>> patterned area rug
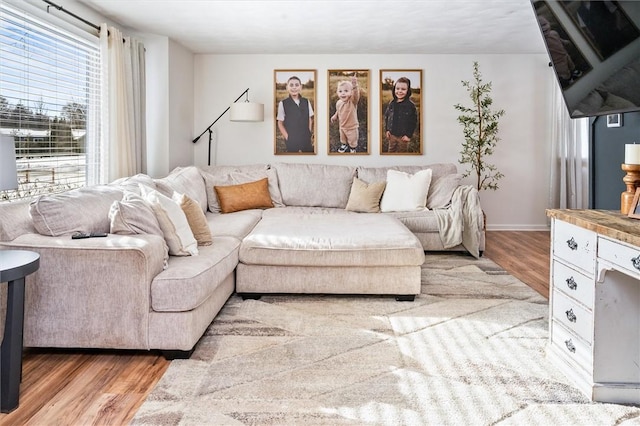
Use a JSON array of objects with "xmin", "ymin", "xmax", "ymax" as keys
[{"xmin": 132, "ymin": 253, "xmax": 640, "ymax": 425}]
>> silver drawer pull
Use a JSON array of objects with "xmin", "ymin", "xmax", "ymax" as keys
[
  {"xmin": 565, "ymin": 339, "xmax": 576, "ymax": 353},
  {"xmin": 631, "ymin": 255, "xmax": 640, "ymax": 271},
  {"xmin": 565, "ymin": 276, "xmax": 577, "ymax": 291},
  {"xmin": 565, "ymin": 309, "xmax": 577, "ymax": 323},
  {"xmin": 566, "ymin": 237, "xmax": 578, "ymax": 251}
]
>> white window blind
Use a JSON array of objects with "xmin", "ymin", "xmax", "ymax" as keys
[{"xmin": 0, "ymin": 3, "xmax": 101, "ymax": 201}]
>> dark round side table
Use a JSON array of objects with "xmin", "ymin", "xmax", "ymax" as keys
[{"xmin": 0, "ymin": 250, "xmax": 39, "ymax": 413}]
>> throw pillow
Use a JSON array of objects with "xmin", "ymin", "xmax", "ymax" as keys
[
  {"xmin": 201, "ymin": 168, "xmax": 283, "ymax": 213},
  {"xmin": 109, "ymin": 192, "xmax": 170, "ymax": 269},
  {"xmin": 173, "ymin": 192, "xmax": 213, "ymax": 246},
  {"xmin": 427, "ymin": 173, "xmax": 463, "ymax": 209},
  {"xmin": 109, "ymin": 192, "xmax": 164, "ymax": 236},
  {"xmin": 380, "ymin": 169, "xmax": 433, "ymax": 212},
  {"xmin": 140, "ymin": 185, "xmax": 199, "ymax": 256},
  {"xmin": 214, "ymin": 178, "xmax": 274, "ymax": 214},
  {"xmin": 345, "ymin": 177, "xmax": 387, "ymax": 213}
]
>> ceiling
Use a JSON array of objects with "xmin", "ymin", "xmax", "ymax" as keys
[{"xmin": 74, "ymin": 0, "xmax": 547, "ymax": 55}]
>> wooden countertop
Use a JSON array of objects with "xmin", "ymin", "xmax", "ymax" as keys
[{"xmin": 546, "ymin": 209, "xmax": 640, "ymax": 247}]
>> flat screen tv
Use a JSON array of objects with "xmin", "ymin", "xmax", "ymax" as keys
[{"xmin": 532, "ymin": 1, "xmax": 640, "ymax": 118}]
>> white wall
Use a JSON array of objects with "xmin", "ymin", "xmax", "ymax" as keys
[
  {"xmin": 192, "ymin": 54, "xmax": 555, "ymax": 230},
  {"xmin": 143, "ymin": 36, "xmax": 194, "ymax": 177},
  {"xmin": 143, "ymin": 35, "xmax": 170, "ymax": 178},
  {"xmin": 168, "ymin": 39, "xmax": 194, "ymax": 170}
]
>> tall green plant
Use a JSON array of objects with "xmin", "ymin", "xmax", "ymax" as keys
[{"xmin": 454, "ymin": 62, "xmax": 505, "ymax": 191}]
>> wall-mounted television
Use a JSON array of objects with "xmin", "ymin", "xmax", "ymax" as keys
[{"xmin": 532, "ymin": 1, "xmax": 640, "ymax": 118}]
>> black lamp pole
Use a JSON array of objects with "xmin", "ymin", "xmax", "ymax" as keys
[{"xmin": 192, "ymin": 88, "xmax": 250, "ymax": 166}]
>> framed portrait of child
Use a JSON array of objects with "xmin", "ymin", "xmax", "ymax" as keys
[
  {"xmin": 274, "ymin": 70, "xmax": 317, "ymax": 155},
  {"xmin": 327, "ymin": 69, "xmax": 370, "ymax": 155},
  {"xmin": 379, "ymin": 69, "xmax": 423, "ymax": 155}
]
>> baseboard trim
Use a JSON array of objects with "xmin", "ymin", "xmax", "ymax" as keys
[{"xmin": 486, "ymin": 224, "xmax": 550, "ymax": 231}]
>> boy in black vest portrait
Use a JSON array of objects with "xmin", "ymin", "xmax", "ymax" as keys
[{"xmin": 276, "ymin": 76, "xmax": 315, "ymax": 153}]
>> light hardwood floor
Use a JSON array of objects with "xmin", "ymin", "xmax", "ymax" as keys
[{"xmin": 0, "ymin": 230, "xmax": 551, "ymax": 425}]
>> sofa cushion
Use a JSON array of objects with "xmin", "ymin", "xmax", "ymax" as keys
[
  {"xmin": 111, "ymin": 173, "xmax": 157, "ymax": 194},
  {"xmin": 380, "ymin": 169, "xmax": 432, "ymax": 212},
  {"xmin": 357, "ymin": 163, "xmax": 456, "ymax": 185},
  {"xmin": 174, "ymin": 193, "xmax": 212, "ymax": 246},
  {"xmin": 385, "ymin": 210, "xmax": 440, "ymax": 233},
  {"xmin": 272, "ymin": 162, "xmax": 356, "ymax": 208},
  {"xmin": 201, "ymin": 167, "xmax": 283, "ymax": 213},
  {"xmin": 151, "ymin": 236, "xmax": 240, "ymax": 312},
  {"xmin": 29, "ymin": 185, "xmax": 124, "ymax": 236},
  {"xmin": 427, "ymin": 173, "xmax": 463, "ymax": 209},
  {"xmin": 154, "ymin": 166, "xmax": 208, "ymax": 214},
  {"xmin": 141, "ymin": 186, "xmax": 198, "ymax": 256},
  {"xmin": 0, "ymin": 200, "xmax": 36, "ymax": 242},
  {"xmin": 345, "ymin": 177, "xmax": 386, "ymax": 213},
  {"xmin": 206, "ymin": 210, "xmax": 262, "ymax": 240},
  {"xmin": 214, "ymin": 178, "xmax": 274, "ymax": 213},
  {"xmin": 240, "ymin": 214, "xmax": 424, "ymax": 267}
]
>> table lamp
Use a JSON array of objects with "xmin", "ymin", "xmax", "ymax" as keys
[{"xmin": 0, "ymin": 134, "xmax": 18, "ymax": 192}]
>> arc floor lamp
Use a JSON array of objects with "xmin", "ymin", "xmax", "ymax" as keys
[{"xmin": 192, "ymin": 88, "xmax": 264, "ymax": 166}]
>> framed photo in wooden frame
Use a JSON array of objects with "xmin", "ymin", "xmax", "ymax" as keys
[
  {"xmin": 327, "ymin": 69, "xmax": 370, "ymax": 155},
  {"xmin": 274, "ymin": 70, "xmax": 317, "ymax": 155},
  {"xmin": 628, "ymin": 187, "xmax": 640, "ymax": 219},
  {"xmin": 379, "ymin": 69, "xmax": 423, "ymax": 155}
]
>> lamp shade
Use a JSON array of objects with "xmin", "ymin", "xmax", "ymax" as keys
[
  {"xmin": 230, "ymin": 102, "xmax": 264, "ymax": 122},
  {"xmin": 0, "ymin": 134, "xmax": 18, "ymax": 191}
]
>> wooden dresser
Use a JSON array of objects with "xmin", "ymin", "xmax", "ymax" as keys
[{"xmin": 546, "ymin": 209, "xmax": 640, "ymax": 404}]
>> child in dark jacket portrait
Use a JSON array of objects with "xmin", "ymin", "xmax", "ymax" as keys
[{"xmin": 383, "ymin": 77, "xmax": 417, "ymax": 153}]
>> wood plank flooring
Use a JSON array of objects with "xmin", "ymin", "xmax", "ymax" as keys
[
  {"xmin": 0, "ymin": 230, "xmax": 550, "ymax": 425},
  {"xmin": 483, "ymin": 230, "xmax": 551, "ymax": 299}
]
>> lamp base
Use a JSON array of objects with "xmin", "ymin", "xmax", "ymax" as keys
[{"xmin": 621, "ymin": 163, "xmax": 640, "ymax": 215}]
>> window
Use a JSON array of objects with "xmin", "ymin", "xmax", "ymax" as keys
[{"xmin": 0, "ymin": 3, "xmax": 100, "ymax": 201}]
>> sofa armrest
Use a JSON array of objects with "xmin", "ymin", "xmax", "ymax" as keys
[{"xmin": 0, "ymin": 233, "xmax": 167, "ymax": 349}]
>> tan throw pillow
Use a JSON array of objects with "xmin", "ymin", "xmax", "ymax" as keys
[
  {"xmin": 214, "ymin": 178, "xmax": 274, "ymax": 214},
  {"xmin": 173, "ymin": 193, "xmax": 213, "ymax": 246},
  {"xmin": 345, "ymin": 178, "xmax": 387, "ymax": 213}
]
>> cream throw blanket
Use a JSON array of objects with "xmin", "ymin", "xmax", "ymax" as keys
[{"xmin": 434, "ymin": 185, "xmax": 483, "ymax": 258}]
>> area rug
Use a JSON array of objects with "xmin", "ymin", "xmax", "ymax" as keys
[{"xmin": 132, "ymin": 253, "xmax": 640, "ymax": 425}]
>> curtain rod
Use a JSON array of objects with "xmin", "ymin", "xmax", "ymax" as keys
[
  {"xmin": 41, "ymin": 0, "xmax": 131, "ymax": 45},
  {"xmin": 42, "ymin": 0, "xmax": 100, "ymax": 32}
]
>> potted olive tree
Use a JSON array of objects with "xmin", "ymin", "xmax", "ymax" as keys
[{"xmin": 454, "ymin": 61, "xmax": 505, "ymax": 192}]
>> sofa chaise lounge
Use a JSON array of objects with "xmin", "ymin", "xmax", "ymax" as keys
[{"xmin": 0, "ymin": 162, "xmax": 484, "ymax": 358}]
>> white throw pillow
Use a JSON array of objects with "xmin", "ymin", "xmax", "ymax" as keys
[
  {"xmin": 380, "ymin": 169, "xmax": 433, "ymax": 212},
  {"xmin": 140, "ymin": 185, "xmax": 198, "ymax": 256}
]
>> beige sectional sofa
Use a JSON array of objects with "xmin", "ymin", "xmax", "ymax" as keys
[{"xmin": 0, "ymin": 162, "xmax": 484, "ymax": 358}]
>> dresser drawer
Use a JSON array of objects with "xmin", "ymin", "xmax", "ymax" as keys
[
  {"xmin": 552, "ymin": 260, "xmax": 595, "ymax": 310},
  {"xmin": 553, "ymin": 220, "xmax": 596, "ymax": 275},
  {"xmin": 552, "ymin": 289, "xmax": 593, "ymax": 344},
  {"xmin": 551, "ymin": 321, "xmax": 592, "ymax": 372},
  {"xmin": 598, "ymin": 237, "xmax": 640, "ymax": 280}
]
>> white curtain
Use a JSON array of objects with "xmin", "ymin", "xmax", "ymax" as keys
[
  {"xmin": 100, "ymin": 25, "xmax": 146, "ymax": 182},
  {"xmin": 549, "ymin": 82, "xmax": 590, "ymax": 209}
]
